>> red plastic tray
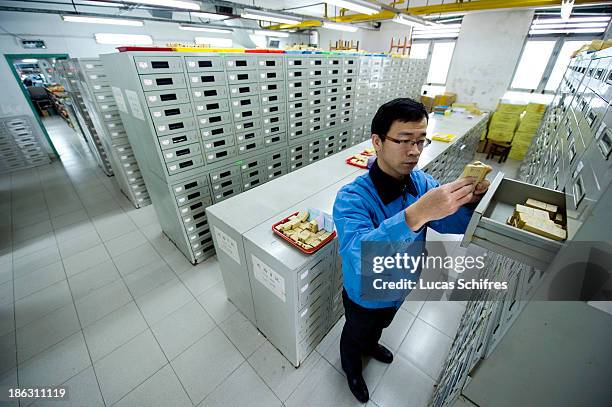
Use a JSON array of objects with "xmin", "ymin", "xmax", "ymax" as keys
[
  {"xmin": 345, "ymin": 156, "xmax": 369, "ymax": 169},
  {"xmin": 117, "ymin": 46, "xmax": 173, "ymax": 52},
  {"xmin": 246, "ymin": 49, "xmax": 285, "ymax": 54},
  {"xmin": 272, "ymin": 211, "xmax": 336, "ymax": 254}
]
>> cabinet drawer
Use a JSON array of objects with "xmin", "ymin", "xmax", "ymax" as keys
[
  {"xmin": 227, "ymin": 70, "xmax": 258, "ymax": 84},
  {"xmin": 140, "ymin": 73, "xmax": 186, "ymax": 90},
  {"xmin": 166, "ymin": 155, "xmax": 204, "ymax": 176},
  {"xmin": 228, "ymin": 85, "xmax": 259, "ymax": 102},
  {"xmin": 211, "ymin": 175, "xmax": 241, "ymax": 192},
  {"xmin": 231, "ymin": 96, "xmax": 260, "ymax": 112},
  {"xmin": 204, "ymin": 146, "xmax": 237, "ymax": 164},
  {"xmin": 145, "ymin": 89, "xmax": 190, "ymax": 107},
  {"xmin": 197, "ymin": 111, "xmax": 233, "ymax": 128},
  {"xmin": 201, "ymin": 124, "xmax": 233, "ymax": 139},
  {"xmin": 234, "ymin": 118, "xmax": 262, "ymax": 132},
  {"xmin": 258, "ymin": 70, "xmax": 285, "ymax": 82},
  {"xmin": 260, "ymin": 101, "xmax": 284, "ymax": 115},
  {"xmin": 185, "ymin": 56, "xmax": 224, "ymax": 72},
  {"xmin": 225, "ymin": 55, "xmax": 257, "ymax": 70},
  {"xmin": 134, "ymin": 56, "xmax": 183, "ymax": 74},
  {"xmin": 263, "ymin": 122, "xmax": 286, "ymax": 137},
  {"xmin": 289, "ymin": 120, "xmax": 308, "ymax": 139},
  {"xmin": 188, "ymin": 71, "xmax": 227, "ymax": 87},
  {"xmin": 257, "ymin": 56, "xmax": 284, "ymax": 69},
  {"xmin": 162, "ymin": 142, "xmax": 202, "ymax": 162},
  {"xmin": 201, "ymin": 134, "xmax": 235, "ymax": 153},
  {"xmin": 154, "ymin": 118, "xmax": 197, "ymax": 136},
  {"xmin": 260, "ymin": 92, "xmax": 285, "ymax": 105},
  {"xmin": 172, "ymin": 177, "xmax": 209, "ymax": 196},
  {"xmin": 194, "ymin": 99, "xmax": 230, "ymax": 115},
  {"xmin": 149, "ymin": 103, "xmax": 193, "ymax": 123},
  {"xmin": 236, "ymin": 129, "xmax": 262, "ymax": 143},
  {"xmin": 209, "ymin": 165, "xmax": 240, "ymax": 183},
  {"xmin": 191, "ymin": 86, "xmax": 228, "ymax": 101},
  {"xmin": 308, "ymin": 78, "xmax": 326, "ymax": 88},
  {"xmin": 175, "ymin": 186, "xmax": 210, "ymax": 206},
  {"xmin": 238, "ymin": 138, "xmax": 264, "ymax": 154}
]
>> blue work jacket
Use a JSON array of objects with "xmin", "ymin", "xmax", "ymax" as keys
[{"xmin": 333, "ymin": 160, "xmax": 475, "ymax": 309}]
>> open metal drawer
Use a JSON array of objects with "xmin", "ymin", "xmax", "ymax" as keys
[{"xmin": 461, "ymin": 173, "xmax": 567, "ymax": 270}]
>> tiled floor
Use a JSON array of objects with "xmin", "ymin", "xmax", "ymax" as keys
[{"xmin": 0, "ymin": 117, "xmax": 520, "ymax": 407}]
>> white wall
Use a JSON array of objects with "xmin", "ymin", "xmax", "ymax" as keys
[
  {"xmin": 445, "ymin": 9, "xmax": 534, "ymax": 110},
  {"xmin": 0, "ymin": 11, "xmax": 306, "ymax": 156},
  {"xmin": 316, "ymin": 21, "xmax": 412, "ymax": 53}
]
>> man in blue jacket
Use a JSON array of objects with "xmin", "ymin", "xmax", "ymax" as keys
[{"xmin": 333, "ymin": 98, "xmax": 490, "ymax": 402}]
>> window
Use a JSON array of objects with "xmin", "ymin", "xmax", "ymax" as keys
[
  {"xmin": 427, "ymin": 41, "xmax": 455, "ymax": 85},
  {"xmin": 510, "ymin": 40, "xmax": 556, "ymax": 90},
  {"xmin": 410, "ymin": 42, "xmax": 430, "ymax": 59},
  {"xmin": 545, "ymin": 40, "xmax": 589, "ymax": 91}
]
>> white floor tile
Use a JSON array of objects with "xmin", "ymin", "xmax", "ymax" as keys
[
  {"xmin": 31, "ymin": 366, "xmax": 104, "ymax": 407},
  {"xmin": 13, "ymin": 261, "xmax": 66, "ymax": 300},
  {"xmin": 219, "ymin": 310, "xmax": 266, "ymax": 358},
  {"xmin": 13, "ymin": 245, "xmax": 61, "ymax": 279},
  {"xmin": 179, "ymin": 259, "xmax": 223, "ymax": 296},
  {"xmin": 94, "ymin": 329, "xmax": 167, "ymax": 406},
  {"xmin": 113, "ymin": 242, "xmax": 162, "ymax": 276},
  {"xmin": 171, "ymin": 327, "xmax": 244, "ymax": 405},
  {"xmin": 104, "ymin": 230, "xmax": 148, "ymax": 258},
  {"xmin": 75, "ymin": 279, "xmax": 133, "ymax": 327},
  {"xmin": 380, "ymin": 308, "xmax": 416, "ymax": 353},
  {"xmin": 123, "ymin": 261, "xmax": 177, "ymax": 299},
  {"xmin": 200, "ymin": 362, "xmax": 282, "ymax": 407},
  {"xmin": 371, "ymin": 355, "xmax": 435, "ymax": 407},
  {"xmin": 83, "ymin": 301, "xmax": 148, "ymax": 362},
  {"xmin": 0, "ymin": 330, "xmax": 17, "ymax": 376},
  {"xmin": 68, "ymin": 260, "xmax": 121, "ymax": 301},
  {"xmin": 135, "ymin": 278, "xmax": 194, "ymax": 325},
  {"xmin": 197, "ymin": 281, "xmax": 237, "ymax": 324},
  {"xmin": 418, "ymin": 301, "xmax": 465, "ymax": 338},
  {"xmin": 15, "ymin": 280, "xmax": 72, "ymax": 329},
  {"xmin": 114, "ymin": 364, "xmax": 192, "ymax": 407},
  {"xmin": 150, "ymin": 299, "xmax": 215, "ymax": 361},
  {"xmin": 57, "ymin": 230, "xmax": 102, "ymax": 259},
  {"xmin": 248, "ymin": 341, "xmax": 321, "ymax": 402},
  {"xmin": 63, "ymin": 244, "xmax": 110, "ymax": 277}
]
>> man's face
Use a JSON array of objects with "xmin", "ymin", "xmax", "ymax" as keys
[{"xmin": 372, "ymin": 117, "xmax": 428, "ymax": 178}]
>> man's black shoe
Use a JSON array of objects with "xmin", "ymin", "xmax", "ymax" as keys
[
  {"xmin": 368, "ymin": 344, "xmax": 393, "ymax": 364},
  {"xmin": 346, "ymin": 374, "xmax": 369, "ymax": 403}
]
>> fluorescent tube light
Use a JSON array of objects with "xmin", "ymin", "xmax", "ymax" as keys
[
  {"xmin": 324, "ymin": 0, "xmax": 380, "ymax": 15},
  {"xmin": 252, "ymin": 30, "xmax": 290, "ymax": 38},
  {"xmin": 191, "ymin": 11, "xmax": 230, "ymax": 20},
  {"xmin": 119, "ymin": 0, "xmax": 200, "ymax": 10},
  {"xmin": 94, "ymin": 33, "xmax": 153, "ymax": 45},
  {"xmin": 179, "ymin": 24, "xmax": 232, "ymax": 33},
  {"xmin": 413, "ymin": 32, "xmax": 459, "ymax": 39},
  {"xmin": 21, "ymin": 59, "xmax": 38, "ymax": 63},
  {"xmin": 530, "ymin": 22, "xmax": 609, "ymax": 29},
  {"xmin": 533, "ymin": 16, "xmax": 610, "ymax": 24},
  {"xmin": 322, "ymin": 22, "xmax": 359, "ymax": 32},
  {"xmin": 529, "ymin": 28, "xmax": 606, "ymax": 35},
  {"xmin": 393, "ymin": 15, "xmax": 425, "ymax": 28},
  {"xmin": 62, "ymin": 16, "xmax": 144, "ymax": 26},
  {"xmin": 194, "ymin": 37, "xmax": 233, "ymax": 47},
  {"xmin": 241, "ymin": 9, "xmax": 301, "ymax": 25},
  {"xmin": 560, "ymin": 0, "xmax": 574, "ymax": 21}
]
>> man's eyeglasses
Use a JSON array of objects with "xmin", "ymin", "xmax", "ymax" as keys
[{"xmin": 383, "ymin": 136, "xmax": 432, "ymax": 149}]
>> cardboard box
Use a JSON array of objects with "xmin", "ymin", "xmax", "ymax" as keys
[
  {"xmin": 421, "ymin": 95, "xmax": 434, "ymax": 113},
  {"xmin": 434, "ymin": 92, "xmax": 457, "ymax": 107}
]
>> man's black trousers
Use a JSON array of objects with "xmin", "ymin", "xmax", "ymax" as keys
[{"xmin": 340, "ymin": 289, "xmax": 398, "ymax": 376}]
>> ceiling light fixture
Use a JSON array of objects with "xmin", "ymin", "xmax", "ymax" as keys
[
  {"xmin": 241, "ymin": 9, "xmax": 301, "ymax": 25},
  {"xmin": 178, "ymin": 24, "xmax": 232, "ymax": 33},
  {"xmin": 191, "ymin": 11, "xmax": 231, "ymax": 20},
  {"xmin": 62, "ymin": 16, "xmax": 144, "ymax": 26},
  {"xmin": 533, "ymin": 16, "xmax": 610, "ymax": 24},
  {"xmin": 393, "ymin": 15, "xmax": 425, "ymax": 28},
  {"xmin": 252, "ymin": 30, "xmax": 290, "ymax": 38},
  {"xmin": 94, "ymin": 33, "xmax": 153, "ymax": 45},
  {"xmin": 529, "ymin": 27, "xmax": 606, "ymax": 35},
  {"xmin": 324, "ymin": 0, "xmax": 380, "ymax": 15},
  {"xmin": 530, "ymin": 22, "xmax": 609, "ymax": 29},
  {"xmin": 322, "ymin": 22, "xmax": 359, "ymax": 32},
  {"xmin": 119, "ymin": 0, "xmax": 200, "ymax": 11},
  {"xmin": 194, "ymin": 37, "xmax": 233, "ymax": 47},
  {"xmin": 21, "ymin": 59, "xmax": 38, "ymax": 63}
]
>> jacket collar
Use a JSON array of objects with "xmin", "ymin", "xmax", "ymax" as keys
[{"xmin": 369, "ymin": 159, "xmax": 417, "ymax": 205}]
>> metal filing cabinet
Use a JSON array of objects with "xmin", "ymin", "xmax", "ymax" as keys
[
  {"xmin": 73, "ymin": 58, "xmax": 152, "ymax": 208},
  {"xmin": 0, "ymin": 115, "xmax": 50, "ymax": 173}
]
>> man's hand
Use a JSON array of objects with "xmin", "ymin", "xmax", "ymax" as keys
[
  {"xmin": 404, "ymin": 178, "xmax": 475, "ymax": 231},
  {"xmin": 470, "ymin": 179, "xmax": 491, "ymax": 203}
]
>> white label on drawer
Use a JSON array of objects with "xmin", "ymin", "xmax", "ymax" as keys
[
  {"xmin": 192, "ymin": 77, "xmax": 198, "ymax": 83},
  {"xmin": 165, "ymin": 153, "xmax": 174, "ymax": 159},
  {"xmin": 158, "ymin": 125, "xmax": 166, "ymax": 131},
  {"xmin": 188, "ymin": 61, "xmax": 196, "ymax": 67},
  {"xmin": 169, "ymin": 164, "xmax": 178, "ymax": 171},
  {"xmin": 143, "ymin": 79, "xmax": 153, "ymax": 85},
  {"xmin": 125, "ymin": 89, "xmax": 144, "ymax": 121},
  {"xmin": 138, "ymin": 61, "xmax": 148, "ymax": 69},
  {"xmin": 300, "ymin": 283, "xmax": 309, "ymax": 294},
  {"xmin": 197, "ymin": 106, "xmax": 204, "ymax": 111},
  {"xmin": 214, "ymin": 226, "xmax": 240, "ymax": 265},
  {"xmin": 104, "ymin": 114, "xmax": 112, "ymax": 119},
  {"xmin": 153, "ymin": 111, "xmax": 162, "ymax": 117},
  {"xmin": 162, "ymin": 140, "xmax": 170, "ymax": 146},
  {"xmin": 194, "ymin": 91, "xmax": 202, "ymax": 97},
  {"xmin": 252, "ymin": 254, "xmax": 285, "ymax": 302}
]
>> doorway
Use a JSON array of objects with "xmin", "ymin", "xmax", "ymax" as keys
[{"xmin": 4, "ymin": 53, "xmax": 73, "ymax": 158}]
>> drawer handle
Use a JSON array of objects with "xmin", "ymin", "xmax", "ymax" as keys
[
  {"xmin": 573, "ymin": 175, "xmax": 585, "ymax": 209},
  {"xmin": 598, "ymin": 128, "xmax": 612, "ymax": 160}
]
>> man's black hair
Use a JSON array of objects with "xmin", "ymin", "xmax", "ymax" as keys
[{"xmin": 370, "ymin": 98, "xmax": 428, "ymax": 139}]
